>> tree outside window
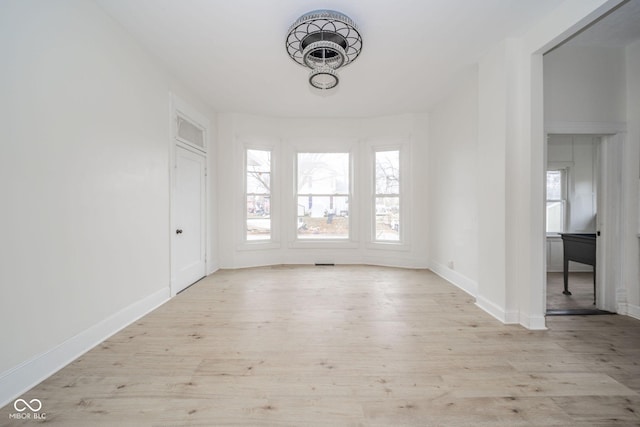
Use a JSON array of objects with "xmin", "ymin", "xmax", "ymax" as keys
[
  {"xmin": 246, "ymin": 149, "xmax": 271, "ymax": 240},
  {"xmin": 375, "ymin": 150, "xmax": 400, "ymax": 241}
]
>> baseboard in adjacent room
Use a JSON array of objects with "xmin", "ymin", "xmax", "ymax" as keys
[{"xmin": 618, "ymin": 302, "xmax": 640, "ymax": 321}]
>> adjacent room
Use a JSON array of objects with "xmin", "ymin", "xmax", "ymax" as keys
[{"xmin": 1, "ymin": 0, "xmax": 639, "ymax": 424}]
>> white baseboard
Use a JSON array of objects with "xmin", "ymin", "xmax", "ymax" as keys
[
  {"xmin": 475, "ymin": 298, "xmax": 545, "ymax": 329},
  {"xmin": 0, "ymin": 287, "xmax": 170, "ymax": 409},
  {"xmin": 428, "ymin": 260, "xmax": 478, "ymax": 297},
  {"xmin": 428, "ymin": 261, "xmax": 520, "ymax": 325},
  {"xmin": 475, "ymin": 294, "xmax": 514, "ymax": 324},
  {"xmin": 618, "ymin": 303, "xmax": 640, "ymax": 321},
  {"xmin": 429, "ymin": 261, "xmax": 547, "ymax": 329},
  {"xmin": 519, "ymin": 313, "xmax": 547, "ymax": 330}
]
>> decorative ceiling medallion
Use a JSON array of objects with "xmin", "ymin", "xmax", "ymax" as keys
[{"xmin": 286, "ymin": 9, "xmax": 362, "ymax": 90}]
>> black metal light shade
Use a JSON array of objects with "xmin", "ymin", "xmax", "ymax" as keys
[{"xmin": 286, "ymin": 10, "xmax": 362, "ymax": 90}]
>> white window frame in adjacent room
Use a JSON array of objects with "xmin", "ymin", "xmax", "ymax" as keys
[{"xmin": 546, "ymin": 168, "xmax": 568, "ymax": 235}]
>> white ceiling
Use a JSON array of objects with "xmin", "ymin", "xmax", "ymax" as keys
[{"xmin": 95, "ymin": 0, "xmax": 567, "ymax": 118}]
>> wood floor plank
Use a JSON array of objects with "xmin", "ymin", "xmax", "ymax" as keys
[{"xmin": 1, "ymin": 265, "xmax": 639, "ymax": 426}]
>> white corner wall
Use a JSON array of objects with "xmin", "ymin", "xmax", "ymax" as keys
[
  {"xmin": 216, "ymin": 113, "xmax": 429, "ymax": 269},
  {"xmin": 427, "ymin": 66, "xmax": 479, "ymax": 296},
  {"xmin": 0, "ymin": 0, "xmax": 216, "ymax": 407}
]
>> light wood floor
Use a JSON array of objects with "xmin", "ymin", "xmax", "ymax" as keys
[{"xmin": 2, "ymin": 266, "xmax": 639, "ymax": 426}]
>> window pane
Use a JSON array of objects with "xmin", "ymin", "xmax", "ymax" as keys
[
  {"xmin": 375, "ymin": 150, "xmax": 400, "ymax": 194},
  {"xmin": 247, "ymin": 149, "xmax": 270, "ymax": 173},
  {"xmin": 247, "ymin": 149, "xmax": 270, "ymax": 194},
  {"xmin": 546, "ymin": 170, "xmax": 562, "ymax": 200},
  {"xmin": 375, "ymin": 196, "xmax": 399, "ymax": 241},
  {"xmin": 296, "ymin": 152, "xmax": 350, "ymax": 240},
  {"xmin": 546, "ymin": 201, "xmax": 564, "ymax": 233},
  {"xmin": 247, "ymin": 195, "xmax": 270, "ymax": 240},
  {"xmin": 297, "ymin": 195, "xmax": 349, "ymax": 239},
  {"xmin": 297, "ymin": 153, "xmax": 349, "ymax": 194},
  {"xmin": 246, "ymin": 149, "xmax": 271, "ymax": 241},
  {"xmin": 247, "ymin": 172, "xmax": 270, "ymax": 194}
]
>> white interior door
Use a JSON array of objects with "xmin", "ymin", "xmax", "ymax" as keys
[{"xmin": 172, "ymin": 145, "xmax": 206, "ymax": 294}]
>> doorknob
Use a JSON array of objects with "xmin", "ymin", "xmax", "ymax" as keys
[{"xmin": 176, "ymin": 229, "xmax": 183, "ymax": 234}]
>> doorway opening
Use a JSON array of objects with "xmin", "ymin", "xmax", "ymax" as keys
[{"xmin": 544, "ymin": 132, "xmax": 624, "ymax": 316}]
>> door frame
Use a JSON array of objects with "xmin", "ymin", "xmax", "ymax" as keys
[
  {"xmin": 544, "ymin": 122, "xmax": 626, "ymax": 313},
  {"xmin": 169, "ymin": 94, "xmax": 210, "ymax": 296}
]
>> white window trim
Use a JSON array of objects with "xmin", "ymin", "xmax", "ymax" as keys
[
  {"xmin": 373, "ymin": 147, "xmax": 401, "ymax": 244},
  {"xmin": 237, "ymin": 141, "xmax": 280, "ymax": 250},
  {"xmin": 366, "ymin": 141, "xmax": 411, "ymax": 250},
  {"xmin": 289, "ymin": 141, "xmax": 358, "ymax": 247},
  {"xmin": 546, "ymin": 166, "xmax": 569, "ymax": 236}
]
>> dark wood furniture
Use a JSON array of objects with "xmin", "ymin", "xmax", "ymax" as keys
[{"xmin": 560, "ymin": 233, "xmax": 596, "ymax": 304}]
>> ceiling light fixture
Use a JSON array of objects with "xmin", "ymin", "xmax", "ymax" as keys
[{"xmin": 286, "ymin": 9, "xmax": 363, "ymax": 91}]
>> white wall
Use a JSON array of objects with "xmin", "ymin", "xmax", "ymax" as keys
[
  {"xmin": 544, "ymin": 45, "xmax": 627, "ymax": 124},
  {"xmin": 427, "ymin": 67, "xmax": 479, "ymax": 295},
  {"xmin": 476, "ymin": 40, "xmax": 511, "ymax": 322},
  {"xmin": 216, "ymin": 113, "xmax": 429, "ymax": 269},
  {"xmin": 0, "ymin": 0, "xmax": 215, "ymax": 405}
]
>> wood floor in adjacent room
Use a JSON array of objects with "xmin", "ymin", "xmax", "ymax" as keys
[
  {"xmin": 547, "ymin": 272, "xmax": 597, "ymax": 312},
  {"xmin": 2, "ymin": 266, "xmax": 639, "ymax": 426}
]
